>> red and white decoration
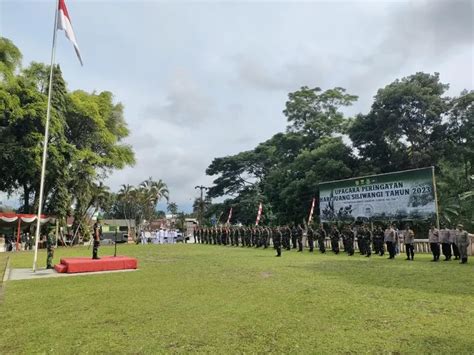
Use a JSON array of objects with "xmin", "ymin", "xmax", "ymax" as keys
[
  {"xmin": 308, "ymin": 197, "xmax": 316, "ymax": 225},
  {"xmin": 57, "ymin": 0, "xmax": 83, "ymax": 65},
  {"xmin": 255, "ymin": 203, "xmax": 263, "ymax": 226},
  {"xmin": 226, "ymin": 207, "xmax": 233, "ymax": 225}
]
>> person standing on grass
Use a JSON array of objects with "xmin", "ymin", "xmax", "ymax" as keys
[
  {"xmin": 449, "ymin": 226, "xmax": 460, "ymax": 260},
  {"xmin": 384, "ymin": 224, "xmax": 396, "ymax": 259},
  {"xmin": 92, "ymin": 218, "xmax": 102, "ymax": 260},
  {"xmin": 439, "ymin": 225, "xmax": 452, "ymax": 261},
  {"xmin": 403, "ymin": 225, "xmax": 415, "ymax": 261},
  {"xmin": 360, "ymin": 225, "xmax": 372, "ymax": 257},
  {"xmin": 307, "ymin": 224, "xmax": 315, "ymax": 252},
  {"xmin": 455, "ymin": 224, "xmax": 472, "ymax": 264},
  {"xmin": 428, "ymin": 225, "xmax": 440, "ymax": 262},
  {"xmin": 274, "ymin": 226, "xmax": 283, "ymax": 257},
  {"xmin": 373, "ymin": 225, "xmax": 384, "ymax": 256},
  {"xmin": 316, "ymin": 224, "xmax": 327, "ymax": 253},
  {"xmin": 330, "ymin": 224, "xmax": 340, "ymax": 254},
  {"xmin": 46, "ymin": 228, "xmax": 56, "ymax": 269},
  {"xmin": 296, "ymin": 224, "xmax": 304, "ymax": 252}
]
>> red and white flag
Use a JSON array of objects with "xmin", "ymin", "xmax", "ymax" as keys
[
  {"xmin": 255, "ymin": 203, "xmax": 263, "ymax": 226},
  {"xmin": 308, "ymin": 197, "xmax": 316, "ymax": 225},
  {"xmin": 57, "ymin": 0, "xmax": 83, "ymax": 65},
  {"xmin": 226, "ymin": 207, "xmax": 233, "ymax": 225}
]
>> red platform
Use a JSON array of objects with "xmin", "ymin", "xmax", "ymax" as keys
[{"xmin": 54, "ymin": 256, "xmax": 138, "ymax": 274}]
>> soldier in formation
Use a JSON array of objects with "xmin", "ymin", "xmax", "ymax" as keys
[{"xmin": 191, "ymin": 222, "xmax": 471, "ymax": 264}]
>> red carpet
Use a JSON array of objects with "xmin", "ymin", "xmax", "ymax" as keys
[{"xmin": 54, "ymin": 256, "xmax": 138, "ymax": 273}]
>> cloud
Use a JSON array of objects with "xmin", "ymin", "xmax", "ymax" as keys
[{"xmin": 143, "ymin": 69, "xmax": 214, "ymax": 127}]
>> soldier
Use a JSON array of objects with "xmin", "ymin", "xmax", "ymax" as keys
[
  {"xmin": 274, "ymin": 227, "xmax": 283, "ymax": 257},
  {"xmin": 92, "ymin": 218, "xmax": 102, "ymax": 260},
  {"xmin": 373, "ymin": 225, "xmax": 384, "ymax": 256},
  {"xmin": 403, "ymin": 225, "xmax": 415, "ymax": 260},
  {"xmin": 455, "ymin": 224, "xmax": 472, "ymax": 264},
  {"xmin": 282, "ymin": 226, "xmax": 291, "ymax": 251},
  {"xmin": 439, "ymin": 225, "xmax": 452, "ymax": 261},
  {"xmin": 307, "ymin": 224, "xmax": 315, "ymax": 252},
  {"xmin": 343, "ymin": 225, "xmax": 355, "ymax": 256},
  {"xmin": 428, "ymin": 225, "xmax": 440, "ymax": 262},
  {"xmin": 354, "ymin": 225, "xmax": 363, "ymax": 254},
  {"xmin": 290, "ymin": 224, "xmax": 297, "ymax": 249},
  {"xmin": 46, "ymin": 227, "xmax": 56, "ymax": 269},
  {"xmin": 330, "ymin": 225, "xmax": 340, "ymax": 254},
  {"xmin": 296, "ymin": 224, "xmax": 304, "ymax": 252},
  {"xmin": 384, "ymin": 224, "xmax": 396, "ymax": 259},
  {"xmin": 316, "ymin": 224, "xmax": 327, "ymax": 253},
  {"xmin": 360, "ymin": 225, "xmax": 372, "ymax": 257},
  {"xmin": 261, "ymin": 227, "xmax": 269, "ymax": 249}
]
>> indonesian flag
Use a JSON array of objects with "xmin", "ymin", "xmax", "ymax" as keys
[
  {"xmin": 226, "ymin": 207, "xmax": 233, "ymax": 225},
  {"xmin": 308, "ymin": 197, "xmax": 316, "ymax": 225},
  {"xmin": 57, "ymin": 0, "xmax": 83, "ymax": 65},
  {"xmin": 255, "ymin": 203, "xmax": 263, "ymax": 226}
]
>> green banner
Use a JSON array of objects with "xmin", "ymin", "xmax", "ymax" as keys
[{"xmin": 319, "ymin": 167, "xmax": 437, "ymax": 222}]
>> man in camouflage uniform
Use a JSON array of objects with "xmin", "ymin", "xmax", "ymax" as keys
[
  {"xmin": 46, "ymin": 227, "xmax": 56, "ymax": 269},
  {"xmin": 330, "ymin": 225, "xmax": 340, "ymax": 254},
  {"xmin": 296, "ymin": 224, "xmax": 304, "ymax": 252},
  {"xmin": 307, "ymin": 224, "xmax": 315, "ymax": 252},
  {"xmin": 362, "ymin": 225, "xmax": 372, "ymax": 257},
  {"xmin": 316, "ymin": 224, "xmax": 327, "ymax": 253},
  {"xmin": 92, "ymin": 218, "xmax": 102, "ymax": 260},
  {"xmin": 373, "ymin": 225, "xmax": 384, "ymax": 256},
  {"xmin": 342, "ymin": 225, "xmax": 355, "ymax": 256},
  {"xmin": 282, "ymin": 226, "xmax": 291, "ymax": 251},
  {"xmin": 290, "ymin": 224, "xmax": 298, "ymax": 249},
  {"xmin": 273, "ymin": 227, "xmax": 282, "ymax": 257}
]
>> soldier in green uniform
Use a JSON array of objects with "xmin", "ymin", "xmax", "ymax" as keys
[
  {"xmin": 273, "ymin": 227, "xmax": 282, "ymax": 257},
  {"xmin": 307, "ymin": 224, "xmax": 315, "ymax": 252},
  {"xmin": 316, "ymin": 224, "xmax": 327, "ymax": 253},
  {"xmin": 330, "ymin": 225, "xmax": 340, "ymax": 254},
  {"xmin": 46, "ymin": 227, "xmax": 56, "ymax": 269},
  {"xmin": 282, "ymin": 226, "xmax": 291, "ymax": 251},
  {"xmin": 92, "ymin": 219, "xmax": 102, "ymax": 260},
  {"xmin": 295, "ymin": 224, "xmax": 303, "ymax": 252},
  {"xmin": 360, "ymin": 225, "xmax": 372, "ymax": 257},
  {"xmin": 342, "ymin": 225, "xmax": 355, "ymax": 256},
  {"xmin": 373, "ymin": 225, "xmax": 384, "ymax": 256}
]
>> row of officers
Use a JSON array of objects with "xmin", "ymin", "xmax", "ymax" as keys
[{"xmin": 193, "ymin": 223, "xmax": 472, "ymax": 264}]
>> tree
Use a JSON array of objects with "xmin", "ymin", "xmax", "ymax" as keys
[
  {"xmin": 349, "ymin": 72, "xmax": 449, "ymax": 172},
  {"xmin": 167, "ymin": 202, "xmax": 178, "ymax": 215}
]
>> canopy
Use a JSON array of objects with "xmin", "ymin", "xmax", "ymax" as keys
[{"xmin": 0, "ymin": 213, "xmax": 54, "ymax": 227}]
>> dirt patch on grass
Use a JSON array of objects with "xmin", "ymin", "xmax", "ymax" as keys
[{"xmin": 260, "ymin": 271, "xmax": 273, "ymax": 278}]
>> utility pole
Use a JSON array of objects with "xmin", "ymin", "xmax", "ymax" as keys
[{"xmin": 194, "ymin": 185, "xmax": 208, "ymax": 226}]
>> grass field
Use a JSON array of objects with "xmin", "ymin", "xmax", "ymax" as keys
[{"xmin": 1, "ymin": 244, "xmax": 473, "ymax": 354}]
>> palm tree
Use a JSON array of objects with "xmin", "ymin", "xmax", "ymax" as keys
[{"xmin": 118, "ymin": 184, "xmax": 134, "ymax": 237}]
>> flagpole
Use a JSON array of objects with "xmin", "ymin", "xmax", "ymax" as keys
[{"xmin": 33, "ymin": 0, "xmax": 60, "ymax": 272}]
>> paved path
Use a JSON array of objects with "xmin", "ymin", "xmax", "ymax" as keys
[{"xmin": 7, "ymin": 267, "xmax": 137, "ymax": 281}]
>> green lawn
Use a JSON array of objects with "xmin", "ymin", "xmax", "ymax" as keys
[{"xmin": 1, "ymin": 244, "xmax": 473, "ymax": 354}]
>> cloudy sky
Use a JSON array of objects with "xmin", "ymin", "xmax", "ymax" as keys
[{"xmin": 1, "ymin": 0, "xmax": 472, "ymax": 212}]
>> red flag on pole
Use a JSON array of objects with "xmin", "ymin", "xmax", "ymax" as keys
[
  {"xmin": 255, "ymin": 203, "xmax": 263, "ymax": 226},
  {"xmin": 308, "ymin": 197, "xmax": 316, "ymax": 225},
  {"xmin": 58, "ymin": 0, "xmax": 83, "ymax": 65},
  {"xmin": 226, "ymin": 207, "xmax": 233, "ymax": 225}
]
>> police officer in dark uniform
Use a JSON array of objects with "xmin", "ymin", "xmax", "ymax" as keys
[{"xmin": 92, "ymin": 218, "xmax": 102, "ymax": 260}]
